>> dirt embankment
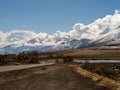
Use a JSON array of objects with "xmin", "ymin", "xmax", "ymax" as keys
[{"xmin": 0, "ymin": 64, "xmax": 111, "ymax": 90}]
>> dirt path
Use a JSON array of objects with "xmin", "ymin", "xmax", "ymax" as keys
[
  {"xmin": 0, "ymin": 63, "xmax": 54, "ymax": 72},
  {"xmin": 0, "ymin": 65, "xmax": 111, "ymax": 90}
]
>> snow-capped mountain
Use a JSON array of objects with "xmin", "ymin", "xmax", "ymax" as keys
[
  {"xmin": 84, "ymin": 27, "xmax": 120, "ymax": 47},
  {"xmin": 1, "ymin": 10, "xmax": 120, "ymax": 53}
]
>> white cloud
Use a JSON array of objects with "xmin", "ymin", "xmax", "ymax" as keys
[
  {"xmin": 68, "ymin": 10, "xmax": 120, "ymax": 40},
  {"xmin": 6, "ymin": 30, "xmax": 37, "ymax": 42},
  {"xmin": 0, "ymin": 10, "xmax": 120, "ymax": 48},
  {"xmin": 115, "ymin": 10, "xmax": 120, "ymax": 14}
]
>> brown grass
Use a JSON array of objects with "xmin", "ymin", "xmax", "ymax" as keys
[
  {"xmin": 71, "ymin": 64, "xmax": 120, "ymax": 90},
  {"xmin": 56, "ymin": 49, "xmax": 120, "ymax": 60}
]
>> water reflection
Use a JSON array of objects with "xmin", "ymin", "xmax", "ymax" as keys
[{"xmin": 73, "ymin": 60, "xmax": 120, "ymax": 63}]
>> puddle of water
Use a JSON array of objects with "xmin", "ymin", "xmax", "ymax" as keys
[{"xmin": 73, "ymin": 60, "xmax": 120, "ymax": 63}]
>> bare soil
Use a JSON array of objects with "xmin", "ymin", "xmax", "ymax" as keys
[{"xmin": 0, "ymin": 64, "xmax": 111, "ymax": 90}]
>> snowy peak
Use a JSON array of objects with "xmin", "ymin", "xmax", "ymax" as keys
[
  {"xmin": 86, "ymin": 28, "xmax": 120, "ymax": 47},
  {"xmin": 1, "ymin": 10, "xmax": 120, "ymax": 53}
]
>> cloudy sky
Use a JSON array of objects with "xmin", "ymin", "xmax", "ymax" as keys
[{"xmin": 0, "ymin": 0, "xmax": 120, "ymax": 34}]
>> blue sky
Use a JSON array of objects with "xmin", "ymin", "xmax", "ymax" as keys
[{"xmin": 0, "ymin": 0, "xmax": 120, "ymax": 34}]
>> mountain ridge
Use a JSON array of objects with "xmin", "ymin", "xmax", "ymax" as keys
[{"xmin": 0, "ymin": 10, "xmax": 120, "ymax": 53}]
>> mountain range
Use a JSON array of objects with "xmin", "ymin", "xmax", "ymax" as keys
[{"xmin": 0, "ymin": 10, "xmax": 120, "ymax": 54}]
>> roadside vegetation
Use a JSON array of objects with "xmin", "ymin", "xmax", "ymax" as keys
[
  {"xmin": 0, "ymin": 51, "xmax": 73, "ymax": 65},
  {"xmin": 73, "ymin": 64, "xmax": 120, "ymax": 90},
  {"xmin": 70, "ymin": 62, "xmax": 120, "ymax": 90},
  {"xmin": 81, "ymin": 63, "xmax": 120, "ymax": 81},
  {"xmin": 0, "ymin": 51, "xmax": 40, "ymax": 65}
]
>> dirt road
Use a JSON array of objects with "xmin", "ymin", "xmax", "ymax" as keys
[
  {"xmin": 0, "ymin": 64, "xmax": 111, "ymax": 90},
  {"xmin": 0, "ymin": 63, "xmax": 54, "ymax": 72}
]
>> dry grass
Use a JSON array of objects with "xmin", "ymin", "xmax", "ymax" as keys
[
  {"xmin": 70, "ymin": 64, "xmax": 120, "ymax": 90},
  {"xmin": 63, "ymin": 49, "xmax": 120, "ymax": 60},
  {"xmin": 44, "ymin": 49, "xmax": 120, "ymax": 60},
  {"xmin": 80, "ymin": 63, "xmax": 120, "ymax": 81}
]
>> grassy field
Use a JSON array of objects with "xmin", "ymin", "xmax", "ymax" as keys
[
  {"xmin": 1, "ymin": 49, "xmax": 120, "ymax": 65},
  {"xmin": 49, "ymin": 49, "xmax": 120, "ymax": 60},
  {"xmin": 66, "ymin": 50, "xmax": 120, "ymax": 60}
]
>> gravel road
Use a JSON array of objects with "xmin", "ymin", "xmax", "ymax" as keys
[{"xmin": 0, "ymin": 64, "xmax": 111, "ymax": 90}]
